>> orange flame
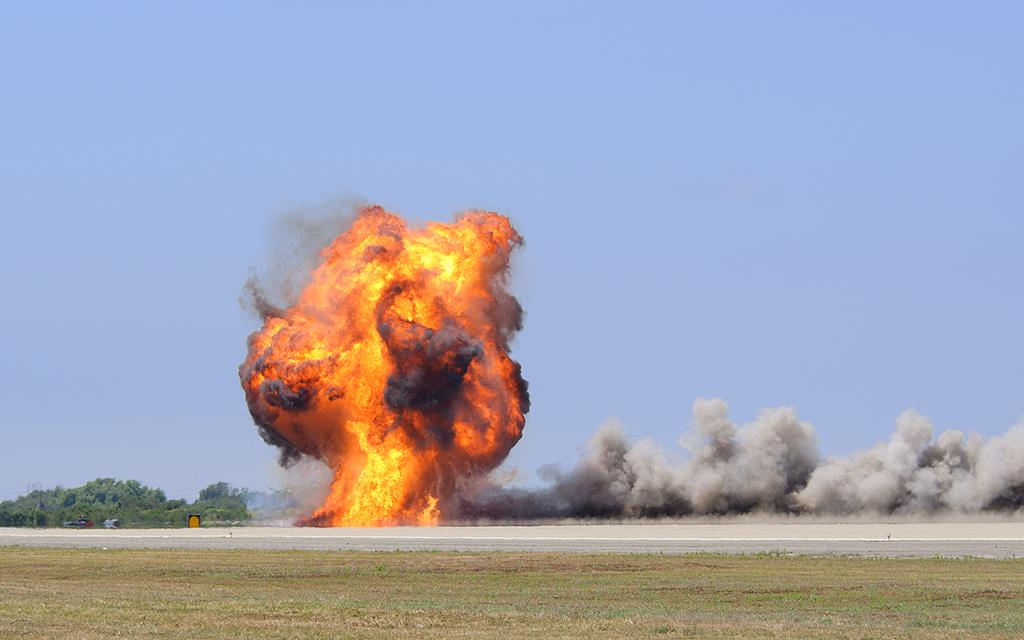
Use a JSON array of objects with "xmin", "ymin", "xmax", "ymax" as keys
[{"xmin": 240, "ymin": 206, "xmax": 529, "ymax": 526}]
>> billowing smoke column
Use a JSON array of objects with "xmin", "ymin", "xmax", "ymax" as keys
[
  {"xmin": 459, "ymin": 399, "xmax": 1024, "ymax": 518},
  {"xmin": 240, "ymin": 206, "xmax": 529, "ymax": 526}
]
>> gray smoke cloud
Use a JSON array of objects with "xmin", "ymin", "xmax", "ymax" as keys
[
  {"xmin": 797, "ymin": 410, "xmax": 1024, "ymax": 514},
  {"xmin": 242, "ymin": 198, "xmax": 363, "ymax": 320},
  {"xmin": 240, "ymin": 199, "xmax": 362, "ymax": 465},
  {"xmin": 247, "ymin": 457, "xmax": 333, "ymax": 525},
  {"xmin": 455, "ymin": 398, "xmax": 1024, "ymax": 519}
]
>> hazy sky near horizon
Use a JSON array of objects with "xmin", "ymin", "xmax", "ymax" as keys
[{"xmin": 1, "ymin": 3, "xmax": 1021, "ymax": 500}]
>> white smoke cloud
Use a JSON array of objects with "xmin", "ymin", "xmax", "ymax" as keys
[
  {"xmin": 685, "ymin": 398, "xmax": 818, "ymax": 513},
  {"xmin": 798, "ymin": 412, "xmax": 1024, "ymax": 514},
  {"xmin": 248, "ymin": 457, "xmax": 333, "ymax": 524}
]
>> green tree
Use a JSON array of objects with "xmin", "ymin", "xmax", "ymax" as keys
[{"xmin": 0, "ymin": 478, "xmax": 252, "ymax": 528}]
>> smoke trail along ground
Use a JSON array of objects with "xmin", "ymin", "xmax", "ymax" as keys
[
  {"xmin": 240, "ymin": 205, "xmax": 529, "ymax": 526},
  {"xmin": 458, "ymin": 398, "xmax": 1024, "ymax": 519}
]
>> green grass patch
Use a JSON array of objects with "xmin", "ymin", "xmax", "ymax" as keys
[{"xmin": 0, "ymin": 548, "xmax": 1022, "ymax": 638}]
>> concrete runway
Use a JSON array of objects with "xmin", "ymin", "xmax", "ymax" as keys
[{"xmin": 3, "ymin": 521, "xmax": 1024, "ymax": 557}]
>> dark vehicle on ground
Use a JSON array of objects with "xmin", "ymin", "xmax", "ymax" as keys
[{"xmin": 62, "ymin": 517, "xmax": 94, "ymax": 528}]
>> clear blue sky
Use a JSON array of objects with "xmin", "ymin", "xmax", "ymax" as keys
[{"xmin": 1, "ymin": 3, "xmax": 1021, "ymax": 500}]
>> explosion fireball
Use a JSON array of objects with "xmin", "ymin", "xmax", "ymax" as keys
[{"xmin": 240, "ymin": 206, "xmax": 529, "ymax": 526}]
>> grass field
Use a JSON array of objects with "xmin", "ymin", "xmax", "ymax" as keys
[{"xmin": 1, "ymin": 548, "xmax": 1022, "ymax": 639}]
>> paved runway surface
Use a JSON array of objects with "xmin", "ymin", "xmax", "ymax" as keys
[{"xmin": 3, "ymin": 521, "xmax": 1024, "ymax": 557}]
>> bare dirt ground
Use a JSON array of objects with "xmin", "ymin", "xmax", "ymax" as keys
[{"xmin": 3, "ymin": 518, "xmax": 1023, "ymax": 556}]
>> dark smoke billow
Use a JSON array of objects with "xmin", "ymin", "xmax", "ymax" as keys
[{"xmin": 455, "ymin": 398, "xmax": 1024, "ymax": 519}]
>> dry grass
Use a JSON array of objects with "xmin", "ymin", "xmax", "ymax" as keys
[{"xmin": 1, "ymin": 548, "xmax": 1022, "ymax": 639}]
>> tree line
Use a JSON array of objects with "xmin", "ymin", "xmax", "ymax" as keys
[{"xmin": 0, "ymin": 478, "xmax": 252, "ymax": 527}]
